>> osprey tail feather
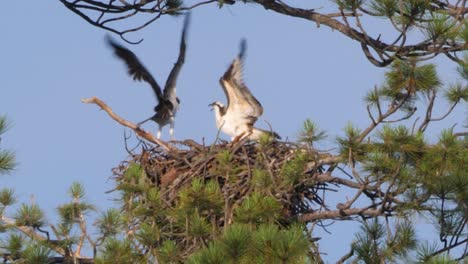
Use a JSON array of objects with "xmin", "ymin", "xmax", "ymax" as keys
[{"xmin": 250, "ymin": 128, "xmax": 281, "ymax": 141}]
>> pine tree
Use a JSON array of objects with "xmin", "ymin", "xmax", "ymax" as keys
[
  {"xmin": 1, "ymin": 1, "xmax": 467, "ymax": 263},
  {"xmin": 2, "ymin": 61, "xmax": 466, "ymax": 263}
]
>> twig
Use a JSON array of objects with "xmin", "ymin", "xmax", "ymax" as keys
[
  {"xmin": 429, "ymin": 238, "xmax": 468, "ymax": 258},
  {"xmin": 336, "ymin": 247, "xmax": 354, "ymax": 264}
]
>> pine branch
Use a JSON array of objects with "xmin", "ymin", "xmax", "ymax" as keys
[
  {"xmin": 429, "ymin": 238, "xmax": 468, "ymax": 258},
  {"xmin": 297, "ymin": 206, "xmax": 386, "ymax": 222},
  {"xmin": 0, "ymin": 215, "xmax": 67, "ymax": 256},
  {"xmin": 251, "ymin": 0, "xmax": 467, "ymax": 64},
  {"xmin": 336, "ymin": 247, "xmax": 354, "ymax": 264},
  {"xmin": 48, "ymin": 256, "xmax": 94, "ymax": 264},
  {"xmin": 358, "ymin": 93, "xmax": 411, "ymax": 142}
]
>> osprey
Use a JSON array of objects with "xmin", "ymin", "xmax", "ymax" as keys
[
  {"xmin": 210, "ymin": 39, "xmax": 280, "ymax": 141},
  {"xmin": 106, "ymin": 13, "xmax": 190, "ymax": 140}
]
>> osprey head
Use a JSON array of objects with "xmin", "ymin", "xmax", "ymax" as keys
[{"xmin": 209, "ymin": 101, "xmax": 224, "ymax": 112}]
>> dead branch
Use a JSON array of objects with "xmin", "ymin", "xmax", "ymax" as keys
[{"xmin": 81, "ymin": 96, "xmax": 174, "ymax": 151}]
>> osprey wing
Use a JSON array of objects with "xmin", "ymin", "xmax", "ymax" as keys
[
  {"xmin": 220, "ymin": 39, "xmax": 263, "ymax": 121},
  {"xmin": 106, "ymin": 36, "xmax": 164, "ymax": 102},
  {"xmin": 164, "ymin": 13, "xmax": 190, "ymax": 99}
]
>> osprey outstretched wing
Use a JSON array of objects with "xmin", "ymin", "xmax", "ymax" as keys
[
  {"xmin": 219, "ymin": 39, "xmax": 263, "ymax": 127},
  {"xmin": 106, "ymin": 36, "xmax": 166, "ymax": 105}
]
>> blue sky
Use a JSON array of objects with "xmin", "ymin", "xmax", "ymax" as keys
[{"xmin": 1, "ymin": 0, "xmax": 465, "ymax": 262}]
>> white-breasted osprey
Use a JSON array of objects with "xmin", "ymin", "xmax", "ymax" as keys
[
  {"xmin": 210, "ymin": 39, "xmax": 280, "ymax": 141},
  {"xmin": 106, "ymin": 13, "xmax": 190, "ymax": 140}
]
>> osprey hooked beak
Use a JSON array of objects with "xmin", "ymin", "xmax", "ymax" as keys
[{"xmin": 209, "ymin": 102, "xmax": 216, "ymax": 111}]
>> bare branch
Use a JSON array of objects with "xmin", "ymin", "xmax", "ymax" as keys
[
  {"xmin": 81, "ymin": 96, "xmax": 174, "ymax": 151},
  {"xmin": 336, "ymin": 247, "xmax": 354, "ymax": 264},
  {"xmin": 418, "ymin": 90, "xmax": 438, "ymax": 132},
  {"xmin": 454, "ymin": 131, "xmax": 468, "ymax": 137},
  {"xmin": 357, "ymin": 93, "xmax": 411, "ymax": 142},
  {"xmin": 298, "ymin": 206, "xmax": 386, "ymax": 222},
  {"xmin": 381, "ymin": 107, "xmax": 417, "ymax": 124},
  {"xmin": 430, "ymin": 238, "xmax": 468, "ymax": 258}
]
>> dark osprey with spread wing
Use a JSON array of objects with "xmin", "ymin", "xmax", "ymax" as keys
[
  {"xmin": 106, "ymin": 13, "xmax": 190, "ymax": 140},
  {"xmin": 210, "ymin": 39, "xmax": 280, "ymax": 141}
]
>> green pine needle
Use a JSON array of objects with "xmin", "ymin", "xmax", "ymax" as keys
[
  {"xmin": 369, "ymin": 0, "xmax": 398, "ymax": 17},
  {"xmin": 96, "ymin": 208, "xmax": 125, "ymax": 237},
  {"xmin": 219, "ymin": 224, "xmax": 251, "ymax": 260},
  {"xmin": 57, "ymin": 202, "xmax": 95, "ymax": 224},
  {"xmin": 98, "ymin": 238, "xmax": 144, "ymax": 264},
  {"xmin": 0, "ymin": 150, "xmax": 16, "ymax": 175},
  {"xmin": 188, "ymin": 211, "xmax": 211, "ymax": 239},
  {"xmin": 123, "ymin": 163, "xmax": 144, "ymax": 181},
  {"xmin": 251, "ymin": 223, "xmax": 279, "ymax": 259},
  {"xmin": 22, "ymin": 242, "xmax": 51, "ymax": 264},
  {"xmin": 1, "ymin": 233, "xmax": 24, "ymax": 259},
  {"xmin": 280, "ymin": 153, "xmax": 308, "ymax": 186},
  {"xmin": 353, "ymin": 219, "xmax": 386, "ymax": 262},
  {"xmin": 178, "ymin": 179, "xmax": 224, "ymax": 215},
  {"xmin": 457, "ymin": 55, "xmax": 468, "ymax": 80},
  {"xmin": 337, "ymin": 123, "xmax": 367, "ymax": 162},
  {"xmin": 335, "ymin": 0, "xmax": 363, "ymax": 10},
  {"xmin": 146, "ymin": 187, "xmax": 162, "ymax": 204},
  {"xmin": 0, "ymin": 116, "xmax": 11, "ymax": 136},
  {"xmin": 136, "ymin": 222, "xmax": 161, "ymax": 246},
  {"xmin": 385, "ymin": 60, "xmax": 441, "ymax": 97},
  {"xmin": 459, "ymin": 21, "xmax": 468, "ymax": 43},
  {"xmin": 157, "ymin": 240, "xmax": 180, "ymax": 263},
  {"xmin": 234, "ymin": 192, "xmax": 281, "ymax": 225},
  {"xmin": 68, "ymin": 182, "xmax": 85, "ymax": 200},
  {"xmin": 0, "ymin": 116, "xmax": 16, "ymax": 174},
  {"xmin": 251, "ymin": 224, "xmax": 309, "ymax": 263},
  {"xmin": 252, "ymin": 169, "xmax": 273, "ymax": 190},
  {"xmin": 273, "ymin": 224, "xmax": 309, "ymax": 263},
  {"xmin": 297, "ymin": 119, "xmax": 327, "ymax": 145},
  {"xmin": 444, "ymin": 83, "xmax": 468, "ymax": 103},
  {"xmin": 389, "ymin": 221, "xmax": 417, "ymax": 257},
  {"xmin": 14, "ymin": 204, "xmax": 46, "ymax": 228},
  {"xmin": 0, "ymin": 188, "xmax": 16, "ymax": 207},
  {"xmin": 187, "ymin": 241, "xmax": 226, "ymax": 264},
  {"xmin": 364, "ymin": 87, "xmax": 382, "ymax": 106},
  {"xmin": 424, "ymin": 15, "xmax": 457, "ymax": 41}
]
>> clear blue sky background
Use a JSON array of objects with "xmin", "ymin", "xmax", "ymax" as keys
[{"xmin": 1, "ymin": 0, "xmax": 465, "ymax": 262}]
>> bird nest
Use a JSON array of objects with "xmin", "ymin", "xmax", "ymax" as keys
[
  {"xmin": 83, "ymin": 96, "xmax": 339, "ymax": 224},
  {"xmin": 112, "ymin": 138, "xmax": 338, "ymax": 223}
]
